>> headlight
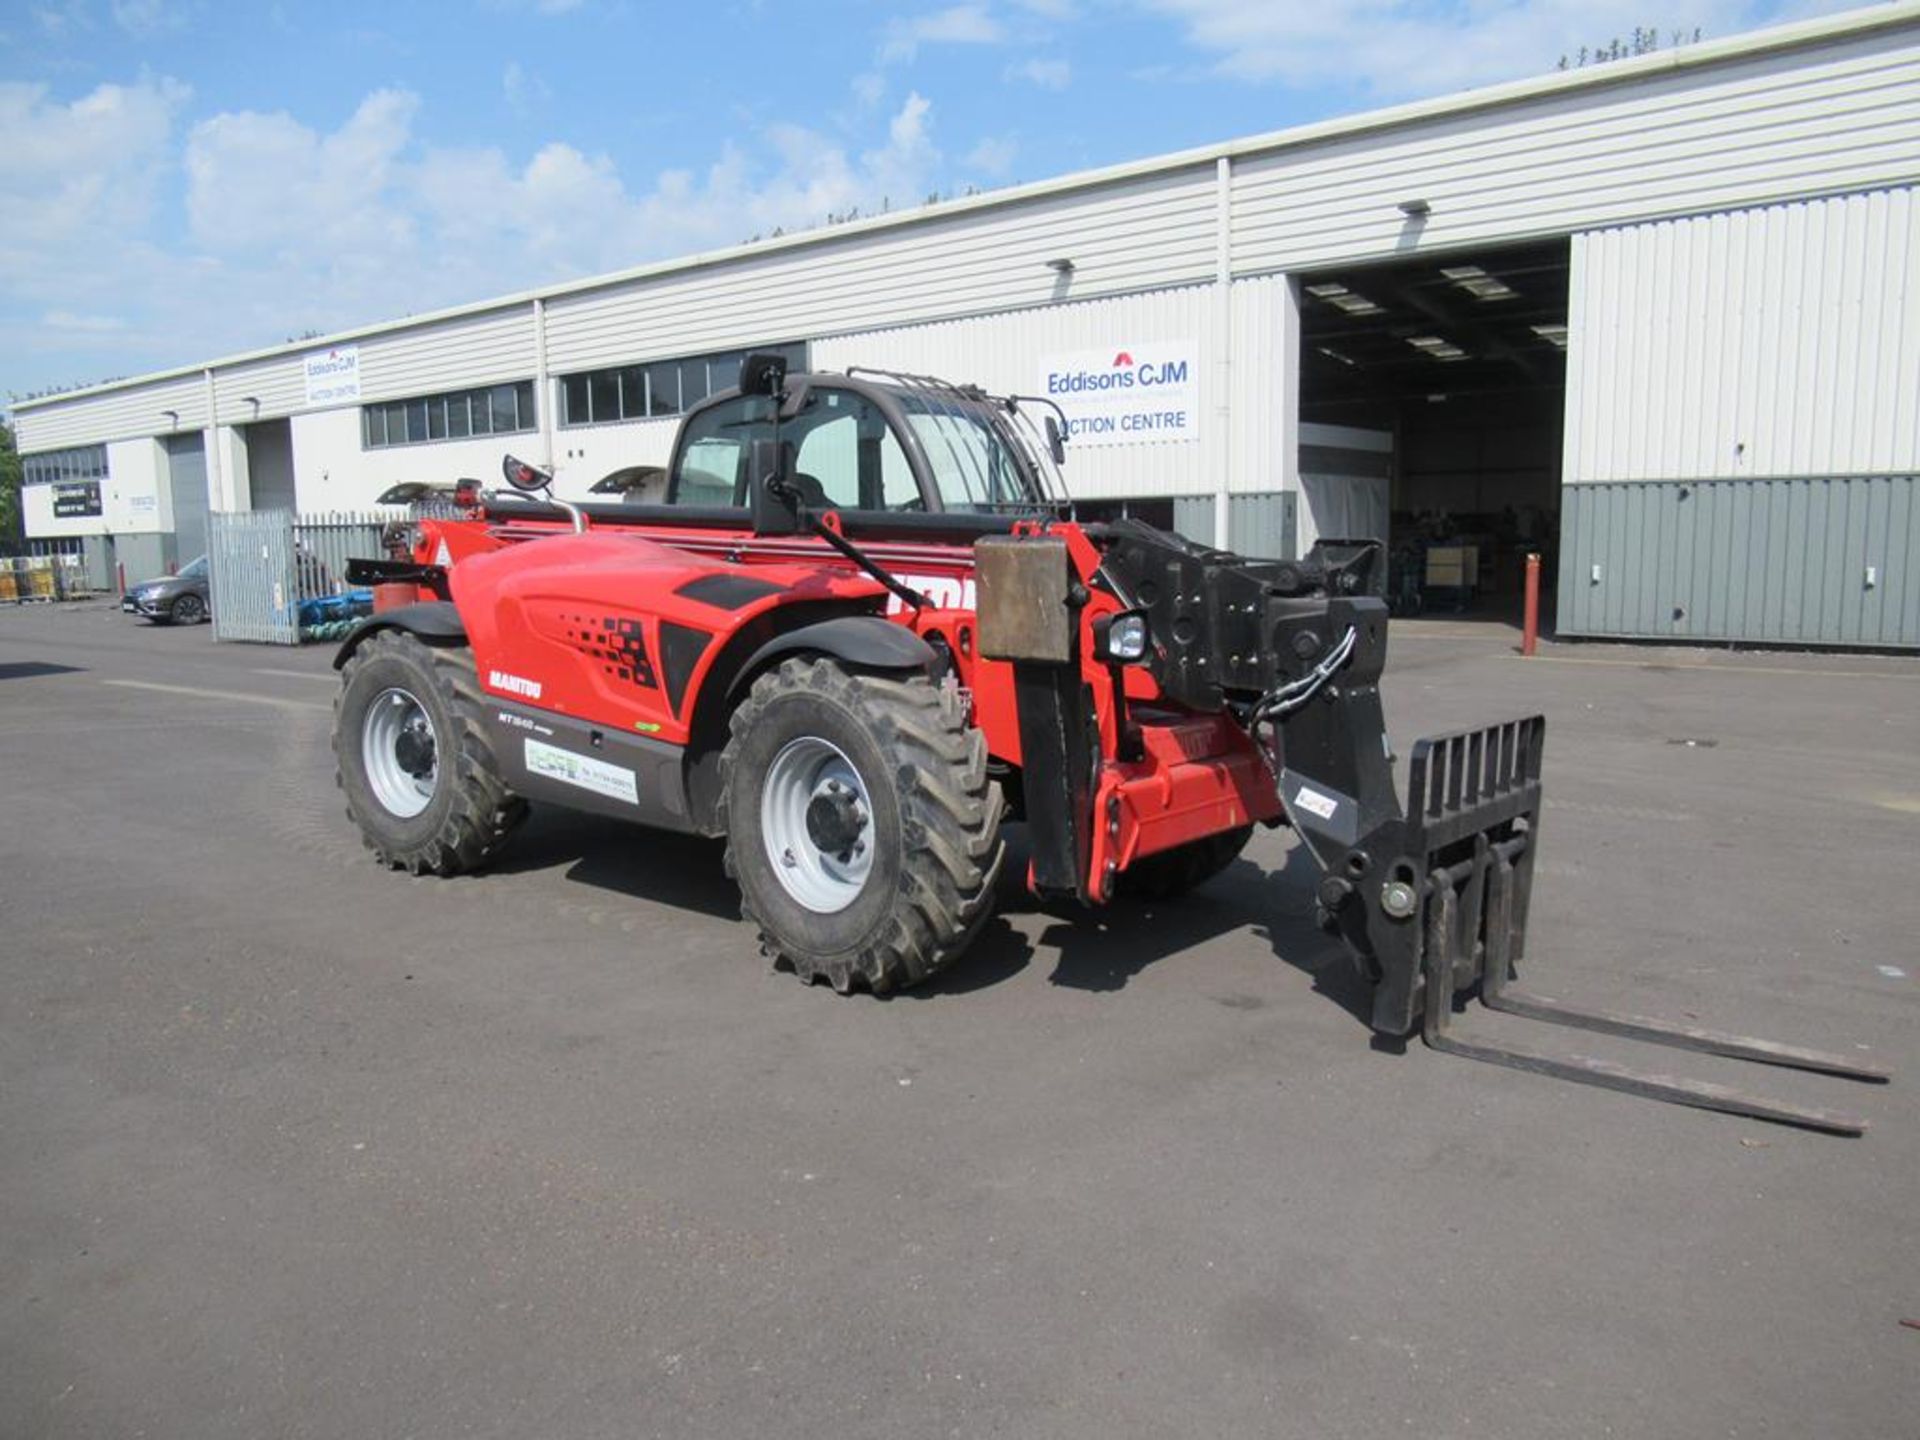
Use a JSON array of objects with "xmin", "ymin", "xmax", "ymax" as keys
[{"xmin": 1093, "ymin": 610, "xmax": 1149, "ymax": 663}]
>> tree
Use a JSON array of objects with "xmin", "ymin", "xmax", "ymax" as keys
[{"xmin": 0, "ymin": 421, "xmax": 22, "ymax": 551}]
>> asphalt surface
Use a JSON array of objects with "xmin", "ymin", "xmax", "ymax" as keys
[{"xmin": 2, "ymin": 600, "xmax": 1916, "ymax": 1439}]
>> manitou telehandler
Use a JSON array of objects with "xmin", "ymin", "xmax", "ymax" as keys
[{"xmin": 332, "ymin": 354, "xmax": 1886, "ymax": 1132}]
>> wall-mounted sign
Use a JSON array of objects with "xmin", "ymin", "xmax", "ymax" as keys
[
  {"xmin": 303, "ymin": 345, "xmax": 361, "ymax": 407},
  {"xmin": 52, "ymin": 481, "xmax": 103, "ymax": 518},
  {"xmin": 127, "ymin": 493, "xmax": 159, "ymax": 518},
  {"xmin": 1038, "ymin": 341, "xmax": 1199, "ymax": 448}
]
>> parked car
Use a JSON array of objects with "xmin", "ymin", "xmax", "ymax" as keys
[{"xmin": 123, "ymin": 555, "xmax": 210, "ymax": 625}]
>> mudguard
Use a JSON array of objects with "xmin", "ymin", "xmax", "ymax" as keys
[
  {"xmin": 730, "ymin": 616, "xmax": 937, "ymax": 699},
  {"xmin": 332, "ymin": 601, "xmax": 467, "ymax": 669}
]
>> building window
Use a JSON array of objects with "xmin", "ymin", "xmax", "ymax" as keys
[
  {"xmin": 361, "ymin": 381, "xmax": 536, "ymax": 449},
  {"xmin": 558, "ymin": 342, "xmax": 806, "ymax": 428},
  {"xmin": 21, "ymin": 444, "xmax": 108, "ymax": 487}
]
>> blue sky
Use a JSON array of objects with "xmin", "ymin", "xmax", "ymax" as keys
[{"xmin": 1, "ymin": 0, "xmax": 1848, "ymax": 405}]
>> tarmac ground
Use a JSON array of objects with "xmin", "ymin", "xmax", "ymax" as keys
[{"xmin": 2, "ymin": 599, "xmax": 1916, "ymax": 1439}]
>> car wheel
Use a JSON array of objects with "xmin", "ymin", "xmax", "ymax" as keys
[{"xmin": 170, "ymin": 593, "xmax": 208, "ymax": 625}]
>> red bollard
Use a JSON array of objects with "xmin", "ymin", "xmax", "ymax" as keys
[{"xmin": 1521, "ymin": 552, "xmax": 1541, "ymax": 656}]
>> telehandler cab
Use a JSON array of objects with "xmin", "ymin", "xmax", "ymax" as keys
[{"xmin": 333, "ymin": 354, "xmax": 1886, "ymax": 1132}]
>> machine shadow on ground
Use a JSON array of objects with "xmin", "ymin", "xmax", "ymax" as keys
[{"xmin": 494, "ymin": 808, "xmax": 1379, "ymax": 1030}]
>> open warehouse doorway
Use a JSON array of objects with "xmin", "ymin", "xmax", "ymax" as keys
[{"xmin": 1296, "ymin": 239, "xmax": 1569, "ymax": 620}]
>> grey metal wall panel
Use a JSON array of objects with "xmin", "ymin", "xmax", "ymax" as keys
[
  {"xmin": 1558, "ymin": 476, "xmax": 1918, "ymax": 647},
  {"xmin": 1172, "ymin": 495, "xmax": 1214, "ymax": 545},
  {"xmin": 1227, "ymin": 492, "xmax": 1298, "ymax": 560},
  {"xmin": 164, "ymin": 433, "xmax": 209, "ymax": 562}
]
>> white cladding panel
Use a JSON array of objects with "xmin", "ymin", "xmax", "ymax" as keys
[
  {"xmin": 814, "ymin": 276, "xmax": 1297, "ymax": 504},
  {"xmin": 814, "ymin": 285, "xmax": 1213, "ymax": 501},
  {"xmin": 1566, "ymin": 186, "xmax": 1920, "ymax": 482},
  {"xmin": 213, "ymin": 354, "xmax": 307, "ymax": 424},
  {"xmin": 355, "ymin": 306, "xmax": 537, "ymax": 402},
  {"xmin": 1230, "ymin": 31, "xmax": 1920, "ymax": 273},
  {"xmin": 14, "ymin": 372, "xmax": 208, "ymax": 452},
  {"xmin": 545, "ymin": 168, "xmax": 1219, "ymax": 373}
]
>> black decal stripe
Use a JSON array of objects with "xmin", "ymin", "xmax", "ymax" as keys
[
  {"xmin": 675, "ymin": 573, "xmax": 785, "ymax": 610},
  {"xmin": 660, "ymin": 623, "xmax": 712, "ymax": 716}
]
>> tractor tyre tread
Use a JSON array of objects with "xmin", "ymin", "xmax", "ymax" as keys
[
  {"xmin": 717, "ymin": 658, "xmax": 1004, "ymax": 995},
  {"xmin": 333, "ymin": 631, "xmax": 527, "ymax": 877}
]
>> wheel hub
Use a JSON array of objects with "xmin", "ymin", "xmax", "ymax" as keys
[
  {"xmin": 805, "ymin": 784, "xmax": 867, "ymax": 859},
  {"xmin": 761, "ymin": 736, "xmax": 876, "ymax": 914},
  {"xmin": 361, "ymin": 687, "xmax": 439, "ymax": 819},
  {"xmin": 393, "ymin": 719, "xmax": 436, "ymax": 778}
]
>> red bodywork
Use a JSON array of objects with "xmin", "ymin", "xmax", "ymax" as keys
[{"xmin": 402, "ymin": 509, "xmax": 1281, "ymax": 898}]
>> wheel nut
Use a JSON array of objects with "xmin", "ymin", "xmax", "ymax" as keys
[{"xmin": 1380, "ymin": 880, "xmax": 1419, "ymax": 919}]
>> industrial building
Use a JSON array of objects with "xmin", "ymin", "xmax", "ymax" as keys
[{"xmin": 11, "ymin": 6, "xmax": 1919, "ymax": 646}]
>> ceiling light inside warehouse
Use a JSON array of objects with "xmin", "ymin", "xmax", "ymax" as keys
[
  {"xmin": 1304, "ymin": 282, "xmax": 1384, "ymax": 316},
  {"xmin": 1406, "ymin": 334, "xmax": 1469, "ymax": 361},
  {"xmin": 1439, "ymin": 265, "xmax": 1518, "ymax": 301},
  {"xmin": 1531, "ymin": 322, "xmax": 1569, "ymax": 349}
]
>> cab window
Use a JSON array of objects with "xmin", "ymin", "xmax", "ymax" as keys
[
  {"xmin": 789, "ymin": 388, "xmax": 920, "ymax": 510},
  {"xmin": 667, "ymin": 395, "xmax": 774, "ymax": 506},
  {"xmin": 667, "ymin": 386, "xmax": 921, "ymax": 510}
]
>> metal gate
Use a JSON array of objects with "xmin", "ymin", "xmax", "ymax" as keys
[{"xmin": 208, "ymin": 510, "xmax": 385, "ymax": 645}]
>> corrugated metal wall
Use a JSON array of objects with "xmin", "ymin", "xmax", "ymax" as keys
[
  {"xmin": 1227, "ymin": 493, "xmax": 1298, "ymax": 560},
  {"xmin": 546, "ymin": 168, "xmax": 1220, "ymax": 373},
  {"xmin": 1567, "ymin": 187, "xmax": 1920, "ymax": 482},
  {"xmin": 356, "ymin": 307, "xmax": 537, "ymax": 402},
  {"xmin": 1559, "ymin": 477, "xmax": 1919, "ymax": 647},
  {"xmin": 15, "ymin": 372, "xmax": 207, "ymax": 451},
  {"xmin": 1231, "ymin": 28, "xmax": 1919, "ymax": 272}
]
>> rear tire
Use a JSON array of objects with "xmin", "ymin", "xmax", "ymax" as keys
[
  {"xmin": 334, "ymin": 631, "xmax": 527, "ymax": 875},
  {"xmin": 718, "ymin": 658, "xmax": 1005, "ymax": 994},
  {"xmin": 1118, "ymin": 824, "xmax": 1254, "ymax": 901}
]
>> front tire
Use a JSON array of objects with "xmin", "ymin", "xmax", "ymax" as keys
[
  {"xmin": 334, "ymin": 631, "xmax": 527, "ymax": 875},
  {"xmin": 719, "ymin": 658, "xmax": 1005, "ymax": 994},
  {"xmin": 170, "ymin": 593, "xmax": 207, "ymax": 625}
]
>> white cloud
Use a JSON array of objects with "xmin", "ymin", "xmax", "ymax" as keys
[
  {"xmin": 880, "ymin": 3, "xmax": 1005, "ymax": 63},
  {"xmin": 0, "ymin": 81, "xmax": 954, "ymax": 392},
  {"xmin": 1138, "ymin": 0, "xmax": 1844, "ymax": 98},
  {"xmin": 502, "ymin": 60, "xmax": 551, "ymax": 114},
  {"xmin": 111, "ymin": 0, "xmax": 186, "ymax": 35},
  {"xmin": 965, "ymin": 134, "xmax": 1019, "ymax": 175},
  {"xmin": 1006, "ymin": 56, "xmax": 1071, "ymax": 88}
]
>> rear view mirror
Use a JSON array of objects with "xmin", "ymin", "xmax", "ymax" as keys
[
  {"xmin": 739, "ymin": 352, "xmax": 789, "ymax": 400},
  {"xmin": 1043, "ymin": 415, "xmax": 1067, "ymax": 467},
  {"xmin": 501, "ymin": 455, "xmax": 552, "ymax": 493},
  {"xmin": 747, "ymin": 438, "xmax": 800, "ymax": 536}
]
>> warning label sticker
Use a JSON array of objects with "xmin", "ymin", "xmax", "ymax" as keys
[
  {"xmin": 1291, "ymin": 785, "xmax": 1340, "ymax": 821},
  {"xmin": 525, "ymin": 738, "xmax": 639, "ymax": 806}
]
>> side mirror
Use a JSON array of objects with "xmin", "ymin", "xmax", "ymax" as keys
[
  {"xmin": 501, "ymin": 454, "xmax": 552, "ymax": 493},
  {"xmin": 739, "ymin": 352, "xmax": 789, "ymax": 400},
  {"xmin": 1043, "ymin": 415, "xmax": 1067, "ymax": 467},
  {"xmin": 747, "ymin": 438, "xmax": 801, "ymax": 536}
]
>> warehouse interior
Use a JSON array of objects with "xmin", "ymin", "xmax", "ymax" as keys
[{"xmin": 1296, "ymin": 239, "xmax": 1569, "ymax": 614}]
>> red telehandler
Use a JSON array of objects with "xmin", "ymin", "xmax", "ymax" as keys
[{"xmin": 332, "ymin": 355, "xmax": 1886, "ymax": 1132}]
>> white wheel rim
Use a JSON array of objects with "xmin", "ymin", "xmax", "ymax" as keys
[
  {"xmin": 362, "ymin": 687, "xmax": 439, "ymax": 819},
  {"xmin": 761, "ymin": 736, "xmax": 876, "ymax": 914}
]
